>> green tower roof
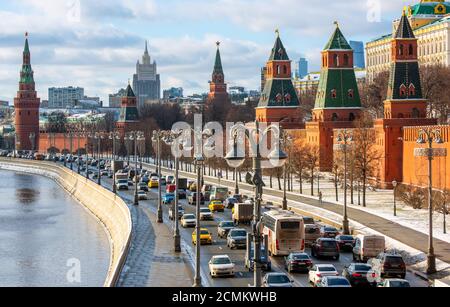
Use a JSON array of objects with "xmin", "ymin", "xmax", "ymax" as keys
[
  {"xmin": 324, "ymin": 23, "xmax": 352, "ymax": 50},
  {"xmin": 269, "ymin": 32, "xmax": 290, "ymax": 61},
  {"xmin": 395, "ymin": 13, "xmax": 415, "ymax": 39},
  {"xmin": 125, "ymin": 84, "xmax": 135, "ymax": 97},
  {"xmin": 213, "ymin": 42, "xmax": 224, "ymax": 75}
]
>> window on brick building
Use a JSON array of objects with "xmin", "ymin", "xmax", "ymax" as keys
[
  {"xmin": 409, "ymin": 44, "xmax": 414, "ymax": 56},
  {"xmin": 412, "ymin": 108, "xmax": 420, "ymax": 118},
  {"xmin": 332, "ymin": 113, "xmax": 338, "ymax": 122},
  {"xmin": 344, "ymin": 54, "xmax": 349, "ymax": 66}
]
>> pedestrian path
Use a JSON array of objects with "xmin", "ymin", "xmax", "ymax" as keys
[{"xmin": 116, "ymin": 195, "xmax": 192, "ymax": 287}]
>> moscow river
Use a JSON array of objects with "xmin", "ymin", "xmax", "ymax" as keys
[{"xmin": 0, "ymin": 169, "xmax": 110, "ymax": 287}]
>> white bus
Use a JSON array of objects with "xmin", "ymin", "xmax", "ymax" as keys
[
  {"xmin": 262, "ymin": 210, "xmax": 305, "ymax": 256},
  {"xmin": 210, "ymin": 186, "xmax": 229, "ymax": 202}
]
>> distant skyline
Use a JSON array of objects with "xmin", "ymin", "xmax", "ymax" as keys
[{"xmin": 0, "ymin": 0, "xmax": 413, "ymax": 104}]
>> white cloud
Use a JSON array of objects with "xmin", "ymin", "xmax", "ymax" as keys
[{"xmin": 0, "ymin": 0, "xmax": 409, "ymax": 103}]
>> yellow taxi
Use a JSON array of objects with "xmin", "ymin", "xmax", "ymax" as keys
[
  {"xmin": 148, "ymin": 176, "xmax": 159, "ymax": 188},
  {"xmin": 192, "ymin": 228, "xmax": 213, "ymax": 245},
  {"xmin": 189, "ymin": 182, "xmax": 197, "ymax": 192},
  {"xmin": 209, "ymin": 200, "xmax": 225, "ymax": 212}
]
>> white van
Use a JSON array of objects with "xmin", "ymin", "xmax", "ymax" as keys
[{"xmin": 352, "ymin": 235, "xmax": 385, "ymax": 263}]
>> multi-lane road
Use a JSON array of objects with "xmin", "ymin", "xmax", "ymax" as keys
[{"xmin": 84, "ymin": 162, "xmax": 429, "ymax": 288}]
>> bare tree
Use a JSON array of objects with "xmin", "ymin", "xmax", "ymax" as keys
[
  {"xmin": 305, "ymin": 145, "xmax": 320, "ymax": 196},
  {"xmin": 291, "ymin": 140, "xmax": 309, "ymax": 194},
  {"xmin": 352, "ymin": 113, "xmax": 382, "ymax": 207},
  {"xmin": 360, "ymin": 71, "xmax": 389, "ymax": 118}
]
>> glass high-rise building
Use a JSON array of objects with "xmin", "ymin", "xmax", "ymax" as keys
[
  {"xmin": 349, "ymin": 40, "xmax": 365, "ymax": 68},
  {"xmin": 297, "ymin": 58, "xmax": 309, "ymax": 78}
]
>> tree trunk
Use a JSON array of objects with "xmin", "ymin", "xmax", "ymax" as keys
[
  {"xmin": 350, "ymin": 166, "xmax": 354, "ymax": 205},
  {"xmin": 311, "ymin": 167, "xmax": 314, "ymax": 196},
  {"xmin": 277, "ymin": 174, "xmax": 282, "ymax": 191},
  {"xmin": 270, "ymin": 174, "xmax": 273, "ymax": 189},
  {"xmin": 363, "ymin": 170, "xmax": 367, "ymax": 207},
  {"xmin": 335, "ymin": 172, "xmax": 339, "ymax": 202},
  {"xmin": 299, "ymin": 171, "xmax": 303, "ymax": 194}
]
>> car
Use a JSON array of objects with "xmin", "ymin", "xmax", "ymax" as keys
[
  {"xmin": 308, "ymin": 264, "xmax": 339, "ymax": 286},
  {"xmin": 138, "ymin": 191, "xmax": 148, "ymax": 200},
  {"xmin": 162, "ymin": 193, "xmax": 176, "ymax": 205},
  {"xmin": 138, "ymin": 182, "xmax": 149, "ymax": 192},
  {"xmin": 368, "ymin": 253, "xmax": 406, "ymax": 279},
  {"xmin": 141, "ymin": 176, "xmax": 150, "ymax": 184},
  {"xmin": 224, "ymin": 197, "xmax": 238, "ymax": 209},
  {"xmin": 199, "ymin": 208, "xmax": 213, "ymax": 221},
  {"xmin": 262, "ymin": 273, "xmax": 293, "ymax": 288},
  {"xmin": 177, "ymin": 189, "xmax": 187, "ymax": 200},
  {"xmin": 116, "ymin": 179, "xmax": 129, "ymax": 190},
  {"xmin": 342, "ymin": 263, "xmax": 377, "ymax": 287},
  {"xmin": 246, "ymin": 244, "xmax": 271, "ymax": 272},
  {"xmin": 160, "ymin": 177, "xmax": 166, "ymax": 186},
  {"xmin": 181, "ymin": 214, "xmax": 196, "ymax": 228},
  {"xmin": 209, "ymin": 200, "xmax": 225, "ymax": 212},
  {"xmin": 335, "ymin": 235, "xmax": 355, "ymax": 252},
  {"xmin": 209, "ymin": 255, "xmax": 235, "ymax": 278},
  {"xmin": 218, "ymin": 221, "xmax": 236, "ymax": 238},
  {"xmin": 148, "ymin": 177, "xmax": 159, "ymax": 188},
  {"xmin": 232, "ymin": 194, "xmax": 243, "ymax": 203},
  {"xmin": 317, "ymin": 276, "xmax": 352, "ymax": 288},
  {"xmin": 188, "ymin": 192, "xmax": 205, "ymax": 205},
  {"xmin": 169, "ymin": 205, "xmax": 185, "ymax": 220},
  {"xmin": 284, "ymin": 253, "xmax": 313, "ymax": 273},
  {"xmin": 192, "ymin": 228, "xmax": 212, "ymax": 245},
  {"xmin": 320, "ymin": 226, "xmax": 339, "ymax": 238},
  {"xmin": 227, "ymin": 228, "xmax": 247, "ymax": 249},
  {"xmin": 311, "ymin": 238, "xmax": 340, "ymax": 260},
  {"xmin": 377, "ymin": 279, "xmax": 411, "ymax": 288},
  {"xmin": 353, "ymin": 235, "xmax": 386, "ymax": 263}
]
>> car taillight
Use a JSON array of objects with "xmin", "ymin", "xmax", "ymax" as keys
[
  {"xmin": 276, "ymin": 240, "xmax": 280, "ymax": 250},
  {"xmin": 316, "ymin": 273, "xmax": 322, "ymax": 277},
  {"xmin": 301, "ymin": 239, "xmax": 305, "ymax": 251},
  {"xmin": 352, "ymin": 273, "xmax": 362, "ymax": 278}
]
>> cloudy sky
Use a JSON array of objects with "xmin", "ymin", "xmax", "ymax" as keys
[{"xmin": 0, "ymin": 0, "xmax": 412, "ymax": 104}]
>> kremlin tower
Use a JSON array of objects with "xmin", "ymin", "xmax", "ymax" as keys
[
  {"xmin": 374, "ymin": 12, "xmax": 437, "ymax": 188},
  {"xmin": 256, "ymin": 30, "xmax": 301, "ymax": 129},
  {"xmin": 305, "ymin": 22, "xmax": 362, "ymax": 171},
  {"xmin": 14, "ymin": 33, "xmax": 41, "ymax": 151},
  {"xmin": 116, "ymin": 82, "xmax": 140, "ymax": 138}
]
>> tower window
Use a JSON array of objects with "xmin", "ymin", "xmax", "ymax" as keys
[
  {"xmin": 349, "ymin": 113, "xmax": 356, "ymax": 121},
  {"xmin": 333, "ymin": 54, "xmax": 339, "ymax": 67},
  {"xmin": 285, "ymin": 93, "xmax": 291, "ymax": 103},
  {"xmin": 409, "ymin": 83, "xmax": 416, "ymax": 96},
  {"xmin": 283, "ymin": 65, "xmax": 287, "ymax": 74},
  {"xmin": 412, "ymin": 108, "xmax": 420, "ymax": 118},
  {"xmin": 399, "ymin": 84, "xmax": 407, "ymax": 97},
  {"xmin": 344, "ymin": 54, "xmax": 349, "ymax": 66},
  {"xmin": 331, "ymin": 89, "xmax": 337, "ymax": 99},
  {"xmin": 409, "ymin": 44, "xmax": 414, "ymax": 56},
  {"xmin": 276, "ymin": 93, "xmax": 283, "ymax": 103},
  {"xmin": 348, "ymin": 89, "xmax": 354, "ymax": 99},
  {"xmin": 399, "ymin": 45, "xmax": 404, "ymax": 56},
  {"xmin": 332, "ymin": 113, "xmax": 339, "ymax": 121}
]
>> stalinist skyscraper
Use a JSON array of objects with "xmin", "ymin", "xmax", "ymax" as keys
[{"xmin": 132, "ymin": 41, "xmax": 161, "ymax": 107}]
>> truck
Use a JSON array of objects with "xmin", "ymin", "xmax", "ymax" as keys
[
  {"xmin": 112, "ymin": 161, "xmax": 124, "ymax": 173},
  {"xmin": 352, "ymin": 235, "xmax": 386, "ymax": 263},
  {"xmin": 210, "ymin": 186, "xmax": 229, "ymax": 202},
  {"xmin": 115, "ymin": 172, "xmax": 129, "ymax": 190},
  {"xmin": 178, "ymin": 178, "xmax": 188, "ymax": 191},
  {"xmin": 233, "ymin": 203, "xmax": 253, "ymax": 225}
]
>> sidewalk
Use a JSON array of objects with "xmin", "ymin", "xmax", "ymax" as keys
[{"xmin": 117, "ymin": 196, "xmax": 192, "ymax": 287}]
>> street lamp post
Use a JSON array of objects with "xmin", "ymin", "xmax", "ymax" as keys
[
  {"xmin": 127, "ymin": 131, "xmax": 144, "ymax": 206},
  {"xmin": 109, "ymin": 131, "xmax": 120, "ymax": 194},
  {"xmin": 335, "ymin": 130, "xmax": 352, "ymax": 235},
  {"xmin": 226, "ymin": 121, "xmax": 287, "ymax": 287},
  {"xmin": 193, "ymin": 156, "xmax": 204, "ymax": 287},
  {"xmin": 234, "ymin": 168, "xmax": 240, "ymax": 195},
  {"xmin": 94, "ymin": 132, "xmax": 103, "ymax": 186},
  {"xmin": 162, "ymin": 130, "xmax": 184, "ymax": 253},
  {"xmin": 69, "ymin": 131, "xmax": 74, "ymax": 171},
  {"xmin": 152, "ymin": 130, "xmax": 164, "ymax": 223},
  {"xmin": 415, "ymin": 128, "xmax": 446, "ymax": 275},
  {"xmin": 392, "ymin": 180, "xmax": 398, "ymax": 217}
]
